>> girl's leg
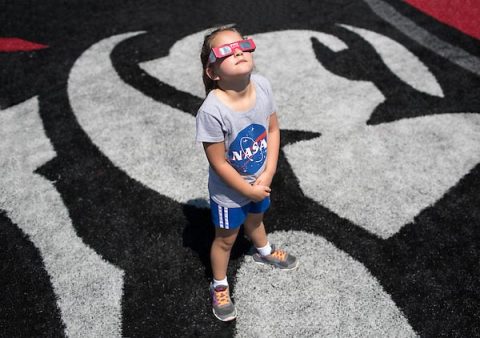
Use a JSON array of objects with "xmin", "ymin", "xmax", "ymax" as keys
[
  {"xmin": 211, "ymin": 227, "xmax": 240, "ymax": 281},
  {"xmin": 243, "ymin": 212, "xmax": 269, "ymax": 249}
]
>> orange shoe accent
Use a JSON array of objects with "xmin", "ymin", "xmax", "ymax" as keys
[
  {"xmin": 271, "ymin": 249, "xmax": 287, "ymax": 261},
  {"xmin": 213, "ymin": 287, "xmax": 231, "ymax": 306}
]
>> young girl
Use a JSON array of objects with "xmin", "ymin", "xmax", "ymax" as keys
[{"xmin": 196, "ymin": 26, "xmax": 299, "ymax": 322}]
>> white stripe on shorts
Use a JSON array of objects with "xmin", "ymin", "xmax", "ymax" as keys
[
  {"xmin": 218, "ymin": 205, "xmax": 224, "ymax": 228},
  {"xmin": 224, "ymin": 207, "xmax": 229, "ymax": 229}
]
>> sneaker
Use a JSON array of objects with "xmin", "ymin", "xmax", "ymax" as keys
[
  {"xmin": 210, "ymin": 283, "xmax": 237, "ymax": 321},
  {"xmin": 252, "ymin": 244, "xmax": 299, "ymax": 270}
]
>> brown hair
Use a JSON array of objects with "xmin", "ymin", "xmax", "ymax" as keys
[{"xmin": 200, "ymin": 26, "xmax": 240, "ymax": 96}]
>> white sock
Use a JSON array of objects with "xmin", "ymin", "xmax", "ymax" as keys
[
  {"xmin": 212, "ymin": 277, "xmax": 228, "ymax": 289},
  {"xmin": 256, "ymin": 242, "xmax": 272, "ymax": 256}
]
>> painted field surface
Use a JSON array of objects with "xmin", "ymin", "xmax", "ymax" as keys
[{"xmin": 1, "ymin": 0, "xmax": 479, "ymax": 337}]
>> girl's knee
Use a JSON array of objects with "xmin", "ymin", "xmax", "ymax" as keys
[
  {"xmin": 214, "ymin": 228, "xmax": 239, "ymax": 250},
  {"xmin": 244, "ymin": 213, "xmax": 264, "ymax": 228},
  {"xmin": 216, "ymin": 234, "xmax": 236, "ymax": 248}
]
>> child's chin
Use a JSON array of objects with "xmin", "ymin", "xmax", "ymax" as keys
[{"xmin": 234, "ymin": 65, "xmax": 254, "ymax": 75}]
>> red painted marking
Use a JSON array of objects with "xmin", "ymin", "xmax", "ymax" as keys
[
  {"xmin": 0, "ymin": 38, "xmax": 48, "ymax": 52},
  {"xmin": 404, "ymin": 0, "xmax": 480, "ymax": 40}
]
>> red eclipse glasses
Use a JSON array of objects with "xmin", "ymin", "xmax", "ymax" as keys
[{"xmin": 208, "ymin": 38, "xmax": 256, "ymax": 64}]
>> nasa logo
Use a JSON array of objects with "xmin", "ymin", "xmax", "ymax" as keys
[{"xmin": 228, "ymin": 124, "xmax": 268, "ymax": 174}]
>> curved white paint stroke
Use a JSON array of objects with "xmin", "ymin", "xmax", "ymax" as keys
[
  {"xmin": 140, "ymin": 29, "xmax": 208, "ymax": 98},
  {"xmin": 340, "ymin": 24, "xmax": 444, "ymax": 98},
  {"xmin": 141, "ymin": 29, "xmax": 366, "ymax": 135},
  {"xmin": 68, "ymin": 32, "xmax": 209, "ymax": 207},
  {"xmin": 140, "ymin": 29, "xmax": 349, "ymax": 100},
  {"xmin": 234, "ymin": 231, "xmax": 417, "ymax": 337},
  {"xmin": 253, "ymin": 30, "xmax": 382, "ymax": 134},
  {"xmin": 284, "ymin": 113, "xmax": 480, "ymax": 238},
  {"xmin": 0, "ymin": 98, "xmax": 124, "ymax": 337}
]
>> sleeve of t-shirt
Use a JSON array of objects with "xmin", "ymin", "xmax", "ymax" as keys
[{"xmin": 195, "ymin": 110, "xmax": 225, "ymax": 143}]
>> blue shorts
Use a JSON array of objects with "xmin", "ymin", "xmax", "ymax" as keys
[{"xmin": 210, "ymin": 197, "xmax": 270, "ymax": 230}]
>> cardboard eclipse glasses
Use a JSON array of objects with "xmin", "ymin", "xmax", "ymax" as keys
[{"xmin": 208, "ymin": 38, "xmax": 256, "ymax": 64}]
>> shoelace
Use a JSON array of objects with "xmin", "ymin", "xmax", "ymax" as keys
[
  {"xmin": 270, "ymin": 249, "xmax": 287, "ymax": 262},
  {"xmin": 213, "ymin": 287, "xmax": 230, "ymax": 306}
]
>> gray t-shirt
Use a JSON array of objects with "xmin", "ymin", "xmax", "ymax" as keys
[{"xmin": 196, "ymin": 73, "xmax": 277, "ymax": 208}]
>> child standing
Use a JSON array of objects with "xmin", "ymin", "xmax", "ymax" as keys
[{"xmin": 196, "ymin": 26, "xmax": 299, "ymax": 322}]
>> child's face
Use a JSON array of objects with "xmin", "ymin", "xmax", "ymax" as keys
[{"xmin": 209, "ymin": 30, "xmax": 254, "ymax": 80}]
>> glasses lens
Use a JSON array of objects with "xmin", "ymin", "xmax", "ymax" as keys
[
  {"xmin": 239, "ymin": 41, "xmax": 252, "ymax": 49},
  {"xmin": 208, "ymin": 51, "xmax": 216, "ymax": 64},
  {"xmin": 219, "ymin": 46, "xmax": 232, "ymax": 56}
]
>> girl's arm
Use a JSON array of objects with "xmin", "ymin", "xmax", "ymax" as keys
[
  {"xmin": 254, "ymin": 112, "xmax": 280, "ymax": 187},
  {"xmin": 203, "ymin": 142, "xmax": 271, "ymax": 202}
]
